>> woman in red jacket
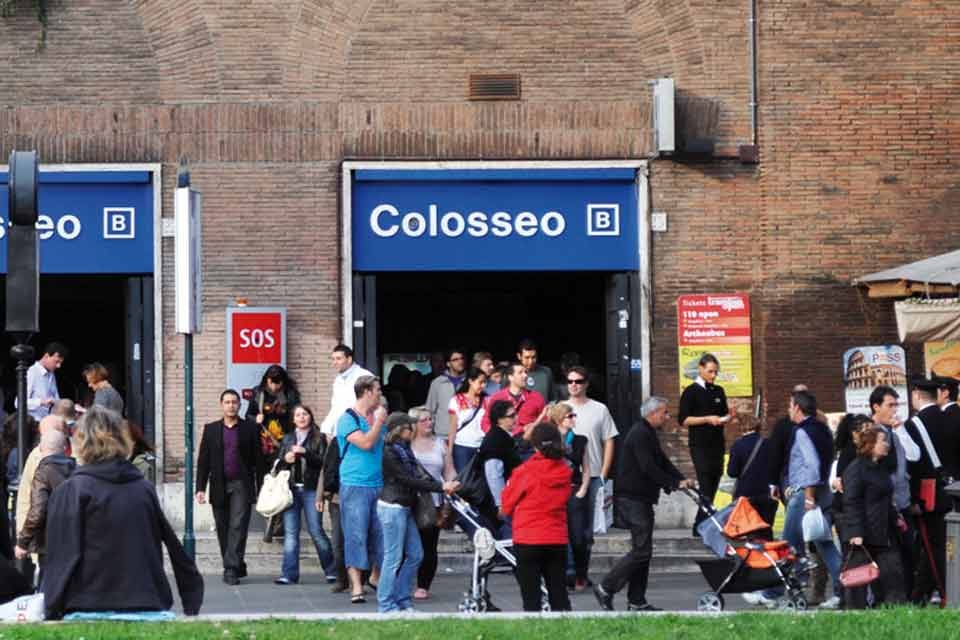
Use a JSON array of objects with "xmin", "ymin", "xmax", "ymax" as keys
[{"xmin": 501, "ymin": 422, "xmax": 572, "ymax": 612}]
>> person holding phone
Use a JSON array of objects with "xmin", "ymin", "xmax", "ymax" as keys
[{"xmin": 678, "ymin": 353, "xmax": 732, "ymax": 536}]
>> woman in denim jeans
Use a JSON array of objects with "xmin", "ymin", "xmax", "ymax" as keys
[
  {"xmin": 274, "ymin": 405, "xmax": 336, "ymax": 585},
  {"xmin": 378, "ymin": 413, "xmax": 459, "ymax": 612}
]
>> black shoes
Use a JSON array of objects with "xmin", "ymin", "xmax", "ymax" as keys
[
  {"xmin": 223, "ymin": 573, "xmax": 239, "ymax": 586},
  {"xmin": 593, "ymin": 584, "xmax": 614, "ymax": 611},
  {"xmin": 627, "ymin": 602, "xmax": 662, "ymax": 612}
]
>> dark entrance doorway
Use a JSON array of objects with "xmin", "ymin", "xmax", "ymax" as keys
[
  {"xmin": 0, "ymin": 275, "xmax": 155, "ymax": 444},
  {"xmin": 352, "ymin": 271, "xmax": 643, "ymax": 430}
]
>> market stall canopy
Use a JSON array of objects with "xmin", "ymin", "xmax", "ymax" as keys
[
  {"xmin": 854, "ymin": 249, "xmax": 960, "ymax": 298},
  {"xmin": 894, "ymin": 298, "xmax": 960, "ymax": 342},
  {"xmin": 854, "ymin": 248, "xmax": 960, "ymax": 341}
]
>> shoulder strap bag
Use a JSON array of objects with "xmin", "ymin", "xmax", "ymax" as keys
[
  {"xmin": 731, "ymin": 435, "xmax": 764, "ymax": 497},
  {"xmin": 256, "ymin": 459, "xmax": 293, "ymax": 518}
]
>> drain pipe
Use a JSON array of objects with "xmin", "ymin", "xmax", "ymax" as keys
[{"xmin": 748, "ymin": 0, "xmax": 759, "ymax": 148}]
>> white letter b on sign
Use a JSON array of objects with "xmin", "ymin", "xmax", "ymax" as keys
[
  {"xmin": 103, "ymin": 207, "xmax": 136, "ymax": 239},
  {"xmin": 587, "ymin": 204, "xmax": 620, "ymax": 236}
]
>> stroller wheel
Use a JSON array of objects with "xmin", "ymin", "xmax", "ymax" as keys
[
  {"xmin": 697, "ymin": 592, "xmax": 724, "ymax": 612},
  {"xmin": 459, "ymin": 596, "xmax": 482, "ymax": 614},
  {"xmin": 776, "ymin": 594, "xmax": 807, "ymax": 612}
]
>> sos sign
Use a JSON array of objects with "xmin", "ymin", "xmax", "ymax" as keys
[
  {"xmin": 226, "ymin": 307, "xmax": 287, "ymax": 415},
  {"xmin": 230, "ymin": 311, "xmax": 283, "ymax": 363}
]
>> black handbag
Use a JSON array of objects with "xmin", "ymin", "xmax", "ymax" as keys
[
  {"xmin": 454, "ymin": 451, "xmax": 489, "ymax": 506},
  {"xmin": 415, "ymin": 490, "xmax": 438, "ymax": 529}
]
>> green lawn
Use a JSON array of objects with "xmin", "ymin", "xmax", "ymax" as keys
[{"xmin": 0, "ymin": 611, "xmax": 957, "ymax": 640}]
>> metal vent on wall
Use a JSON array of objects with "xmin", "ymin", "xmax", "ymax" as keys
[{"xmin": 468, "ymin": 74, "xmax": 521, "ymax": 101}]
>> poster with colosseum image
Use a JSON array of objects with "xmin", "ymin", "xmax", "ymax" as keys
[{"xmin": 843, "ymin": 345, "xmax": 908, "ymax": 423}]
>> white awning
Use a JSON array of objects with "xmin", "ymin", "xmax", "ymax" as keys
[
  {"xmin": 855, "ymin": 249, "xmax": 960, "ymax": 298},
  {"xmin": 894, "ymin": 298, "xmax": 960, "ymax": 342}
]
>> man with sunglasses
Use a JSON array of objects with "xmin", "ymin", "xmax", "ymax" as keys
[{"xmin": 564, "ymin": 366, "xmax": 618, "ymax": 587}]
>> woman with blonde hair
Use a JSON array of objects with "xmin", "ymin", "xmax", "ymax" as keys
[
  {"xmin": 546, "ymin": 403, "xmax": 591, "ymax": 590},
  {"xmin": 410, "ymin": 405, "xmax": 456, "ymax": 600},
  {"xmin": 41, "ymin": 406, "xmax": 202, "ymax": 619}
]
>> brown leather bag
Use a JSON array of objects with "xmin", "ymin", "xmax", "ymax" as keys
[
  {"xmin": 436, "ymin": 501, "xmax": 456, "ymax": 530},
  {"xmin": 839, "ymin": 547, "xmax": 880, "ymax": 588}
]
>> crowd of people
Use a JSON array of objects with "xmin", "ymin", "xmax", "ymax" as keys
[
  {"xmin": 682, "ymin": 354, "xmax": 959, "ymax": 610},
  {"xmin": 194, "ymin": 341, "xmax": 624, "ymax": 612},
  {"xmin": 5, "ymin": 336, "xmax": 960, "ymax": 618}
]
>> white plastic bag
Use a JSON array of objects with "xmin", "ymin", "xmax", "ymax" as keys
[
  {"xmin": 593, "ymin": 479, "xmax": 614, "ymax": 534},
  {"xmin": 0, "ymin": 593, "xmax": 45, "ymax": 622},
  {"xmin": 801, "ymin": 506, "xmax": 832, "ymax": 542}
]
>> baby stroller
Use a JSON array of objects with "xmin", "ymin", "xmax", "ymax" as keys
[
  {"xmin": 447, "ymin": 494, "xmax": 550, "ymax": 613},
  {"xmin": 683, "ymin": 488, "xmax": 810, "ymax": 612}
]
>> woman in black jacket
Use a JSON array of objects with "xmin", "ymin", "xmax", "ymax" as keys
[
  {"xmin": 42, "ymin": 406, "xmax": 203, "ymax": 619},
  {"xmin": 377, "ymin": 412, "xmax": 458, "ymax": 612},
  {"xmin": 842, "ymin": 425, "xmax": 906, "ymax": 609},
  {"xmin": 274, "ymin": 405, "xmax": 335, "ymax": 585}
]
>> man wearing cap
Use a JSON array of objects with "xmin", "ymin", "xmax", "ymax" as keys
[
  {"xmin": 906, "ymin": 377, "xmax": 950, "ymax": 604},
  {"xmin": 936, "ymin": 376, "xmax": 960, "ymax": 482}
]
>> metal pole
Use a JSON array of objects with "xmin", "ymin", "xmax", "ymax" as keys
[
  {"xmin": 11, "ymin": 343, "xmax": 35, "ymax": 477},
  {"xmin": 183, "ymin": 331, "xmax": 195, "ymax": 559}
]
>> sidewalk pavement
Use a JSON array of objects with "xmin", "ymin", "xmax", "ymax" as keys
[{"xmin": 180, "ymin": 572, "xmax": 754, "ymax": 616}]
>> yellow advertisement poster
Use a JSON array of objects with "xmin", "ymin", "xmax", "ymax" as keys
[
  {"xmin": 924, "ymin": 341, "xmax": 960, "ymax": 378},
  {"xmin": 677, "ymin": 294, "xmax": 753, "ymax": 397},
  {"xmin": 678, "ymin": 344, "xmax": 754, "ymax": 397}
]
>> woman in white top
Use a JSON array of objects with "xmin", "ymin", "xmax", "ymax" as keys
[
  {"xmin": 410, "ymin": 405, "xmax": 455, "ymax": 600},
  {"xmin": 446, "ymin": 367, "xmax": 488, "ymax": 474}
]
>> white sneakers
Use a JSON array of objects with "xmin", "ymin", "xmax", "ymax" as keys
[{"xmin": 819, "ymin": 595, "xmax": 841, "ymax": 609}]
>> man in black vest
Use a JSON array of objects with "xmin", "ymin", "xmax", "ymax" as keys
[
  {"xmin": 907, "ymin": 377, "xmax": 949, "ymax": 604},
  {"xmin": 936, "ymin": 376, "xmax": 960, "ymax": 482},
  {"xmin": 196, "ymin": 389, "xmax": 262, "ymax": 585}
]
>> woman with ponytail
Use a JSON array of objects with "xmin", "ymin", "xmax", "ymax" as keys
[{"xmin": 500, "ymin": 422, "xmax": 572, "ymax": 612}]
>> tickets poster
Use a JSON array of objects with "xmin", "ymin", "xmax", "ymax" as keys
[
  {"xmin": 677, "ymin": 294, "xmax": 753, "ymax": 397},
  {"xmin": 842, "ymin": 345, "xmax": 908, "ymax": 423}
]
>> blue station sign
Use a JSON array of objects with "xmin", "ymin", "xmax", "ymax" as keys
[
  {"xmin": 0, "ymin": 168, "xmax": 156, "ymax": 274},
  {"xmin": 351, "ymin": 168, "xmax": 640, "ymax": 271}
]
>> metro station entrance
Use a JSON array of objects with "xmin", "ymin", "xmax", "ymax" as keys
[
  {"xmin": 343, "ymin": 161, "xmax": 650, "ymax": 432},
  {"xmin": 0, "ymin": 165, "xmax": 160, "ymax": 453},
  {"xmin": 0, "ymin": 276, "xmax": 154, "ymax": 440},
  {"xmin": 352, "ymin": 270, "xmax": 642, "ymax": 430}
]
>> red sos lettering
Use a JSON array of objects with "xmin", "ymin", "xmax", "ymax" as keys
[{"xmin": 232, "ymin": 313, "xmax": 282, "ymax": 364}]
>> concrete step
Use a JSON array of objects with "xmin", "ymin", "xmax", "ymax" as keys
[{"xmin": 186, "ymin": 529, "xmax": 713, "ymax": 575}]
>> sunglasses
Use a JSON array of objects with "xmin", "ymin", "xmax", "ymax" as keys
[{"xmin": 567, "ymin": 378, "xmax": 586, "ymax": 385}]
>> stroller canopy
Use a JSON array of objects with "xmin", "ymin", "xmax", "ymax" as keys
[{"xmin": 722, "ymin": 497, "xmax": 769, "ymax": 539}]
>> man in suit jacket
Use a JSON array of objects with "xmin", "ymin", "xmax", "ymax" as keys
[{"xmin": 196, "ymin": 389, "xmax": 262, "ymax": 585}]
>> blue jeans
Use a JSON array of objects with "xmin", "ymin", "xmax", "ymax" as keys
[
  {"xmin": 281, "ymin": 487, "xmax": 335, "ymax": 582},
  {"xmin": 376, "ymin": 502, "xmax": 423, "ymax": 612},
  {"xmin": 782, "ymin": 490, "xmax": 842, "ymax": 595},
  {"xmin": 340, "ymin": 484, "xmax": 383, "ymax": 571},
  {"xmin": 452, "ymin": 444, "xmax": 477, "ymax": 474}
]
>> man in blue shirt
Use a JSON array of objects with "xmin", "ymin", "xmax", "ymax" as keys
[
  {"xmin": 780, "ymin": 390, "xmax": 843, "ymax": 608},
  {"xmin": 336, "ymin": 374, "xmax": 387, "ymax": 603},
  {"xmin": 23, "ymin": 343, "xmax": 68, "ymax": 421}
]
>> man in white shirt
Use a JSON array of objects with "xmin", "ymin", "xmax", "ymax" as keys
[
  {"xmin": 319, "ymin": 344, "xmax": 373, "ymax": 437},
  {"xmin": 23, "ymin": 343, "xmax": 67, "ymax": 421},
  {"xmin": 565, "ymin": 365, "xmax": 618, "ymax": 589}
]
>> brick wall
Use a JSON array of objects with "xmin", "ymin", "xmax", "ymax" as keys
[{"xmin": 1, "ymin": 0, "xmax": 958, "ymax": 478}]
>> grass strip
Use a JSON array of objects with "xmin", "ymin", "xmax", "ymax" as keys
[{"xmin": 0, "ymin": 610, "xmax": 956, "ymax": 640}]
